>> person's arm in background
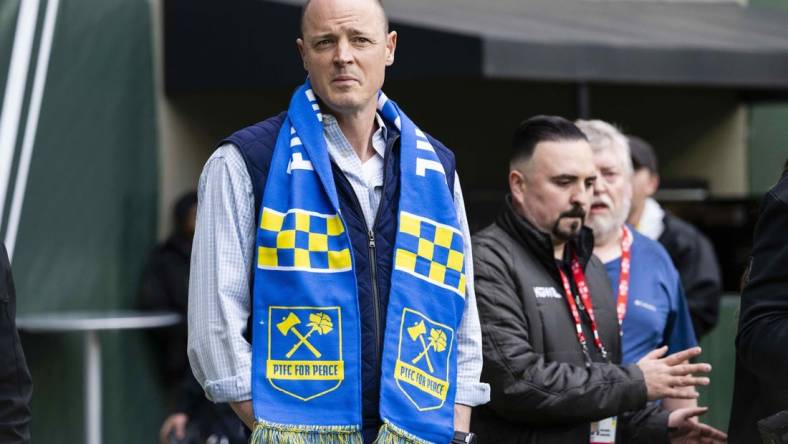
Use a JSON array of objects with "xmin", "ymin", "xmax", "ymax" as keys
[
  {"xmin": 736, "ymin": 175, "xmax": 788, "ymax": 380},
  {"xmin": 138, "ymin": 249, "xmax": 169, "ymax": 311},
  {"xmin": 187, "ymin": 145, "xmax": 257, "ymax": 428},
  {"xmin": 158, "ymin": 373, "xmax": 208, "ymax": 444},
  {"xmin": 0, "ymin": 243, "xmax": 33, "ymax": 444},
  {"xmin": 137, "ymin": 246, "xmax": 178, "ymax": 387},
  {"xmin": 683, "ymin": 231, "xmax": 722, "ymax": 340},
  {"xmin": 666, "ymin": 220, "xmax": 722, "ymax": 340},
  {"xmin": 662, "ymin": 264, "xmax": 699, "ymax": 413}
]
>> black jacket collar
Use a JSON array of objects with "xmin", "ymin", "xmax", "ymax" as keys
[{"xmin": 495, "ymin": 195, "xmax": 595, "ymax": 280}]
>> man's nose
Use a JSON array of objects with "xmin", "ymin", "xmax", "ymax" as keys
[
  {"xmin": 572, "ymin": 184, "xmax": 592, "ymax": 207},
  {"xmin": 592, "ymin": 175, "xmax": 606, "ymax": 195},
  {"xmin": 333, "ymin": 39, "xmax": 353, "ymax": 65}
]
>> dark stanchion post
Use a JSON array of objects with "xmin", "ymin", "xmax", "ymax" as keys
[{"xmin": 576, "ymin": 82, "xmax": 590, "ymax": 119}]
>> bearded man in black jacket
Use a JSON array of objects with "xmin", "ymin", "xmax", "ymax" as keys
[{"xmin": 470, "ymin": 116, "xmax": 726, "ymax": 444}]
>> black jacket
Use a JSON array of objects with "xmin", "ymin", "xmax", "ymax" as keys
[
  {"xmin": 139, "ymin": 233, "xmax": 192, "ymax": 384},
  {"xmin": 0, "ymin": 244, "xmax": 32, "ymax": 443},
  {"xmin": 139, "ymin": 235, "xmax": 247, "ymax": 443},
  {"xmin": 471, "ymin": 199, "xmax": 668, "ymax": 444},
  {"xmin": 729, "ymin": 172, "xmax": 788, "ymax": 443},
  {"xmin": 658, "ymin": 214, "xmax": 722, "ymax": 339}
]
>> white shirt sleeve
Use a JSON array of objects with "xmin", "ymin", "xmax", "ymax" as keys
[
  {"xmin": 187, "ymin": 144, "xmax": 255, "ymax": 402},
  {"xmin": 453, "ymin": 172, "xmax": 491, "ymax": 406}
]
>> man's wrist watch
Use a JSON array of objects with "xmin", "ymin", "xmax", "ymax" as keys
[{"xmin": 452, "ymin": 431, "xmax": 477, "ymax": 444}]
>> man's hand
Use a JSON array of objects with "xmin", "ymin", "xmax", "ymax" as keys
[
  {"xmin": 663, "ymin": 376, "xmax": 699, "ymax": 417},
  {"xmin": 637, "ymin": 346, "xmax": 711, "ymax": 401},
  {"xmin": 230, "ymin": 400, "xmax": 255, "ymax": 430},
  {"xmin": 668, "ymin": 406, "xmax": 727, "ymax": 443},
  {"xmin": 159, "ymin": 413, "xmax": 188, "ymax": 444}
]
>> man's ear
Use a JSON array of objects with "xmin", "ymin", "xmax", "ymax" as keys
[
  {"xmin": 646, "ymin": 173, "xmax": 660, "ymax": 196},
  {"xmin": 509, "ymin": 169, "xmax": 526, "ymax": 200},
  {"xmin": 385, "ymin": 31, "xmax": 397, "ymax": 66},
  {"xmin": 296, "ymin": 38, "xmax": 307, "ymax": 71}
]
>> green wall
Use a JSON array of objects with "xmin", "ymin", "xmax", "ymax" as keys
[
  {"xmin": 749, "ymin": 105, "xmax": 788, "ymax": 193},
  {"xmin": 1, "ymin": 0, "xmax": 162, "ymax": 442},
  {"xmin": 752, "ymin": 0, "xmax": 788, "ymax": 11},
  {"xmin": 697, "ymin": 296, "xmax": 739, "ymax": 432},
  {"xmin": 749, "ymin": 0, "xmax": 788, "ymax": 194}
]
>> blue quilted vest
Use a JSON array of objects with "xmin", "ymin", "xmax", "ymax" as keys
[{"xmin": 221, "ymin": 112, "xmax": 456, "ymax": 441}]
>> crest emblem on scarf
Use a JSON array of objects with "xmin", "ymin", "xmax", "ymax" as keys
[
  {"xmin": 394, "ymin": 308, "xmax": 454, "ymax": 411},
  {"xmin": 266, "ymin": 306, "xmax": 344, "ymax": 401}
]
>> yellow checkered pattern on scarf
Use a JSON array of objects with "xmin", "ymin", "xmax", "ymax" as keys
[
  {"xmin": 257, "ymin": 208, "xmax": 351, "ymax": 271},
  {"xmin": 394, "ymin": 212, "xmax": 465, "ymax": 295}
]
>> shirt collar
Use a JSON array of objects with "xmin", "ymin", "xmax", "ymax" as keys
[
  {"xmin": 322, "ymin": 112, "xmax": 388, "ymax": 158},
  {"xmin": 371, "ymin": 112, "xmax": 387, "ymax": 158}
]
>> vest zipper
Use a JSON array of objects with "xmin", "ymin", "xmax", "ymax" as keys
[
  {"xmin": 368, "ymin": 229, "xmax": 382, "ymax": 365},
  {"xmin": 333, "ymin": 130, "xmax": 396, "ymax": 428},
  {"xmin": 336, "ymin": 170, "xmax": 384, "ymax": 408},
  {"xmin": 338, "ymin": 174, "xmax": 385, "ymax": 389},
  {"xmin": 369, "ymin": 132, "xmax": 396, "ymax": 383}
]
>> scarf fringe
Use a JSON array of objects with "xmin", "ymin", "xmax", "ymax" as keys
[
  {"xmin": 250, "ymin": 420, "xmax": 363, "ymax": 444},
  {"xmin": 373, "ymin": 422, "xmax": 432, "ymax": 444}
]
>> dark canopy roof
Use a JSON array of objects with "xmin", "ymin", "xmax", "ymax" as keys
[
  {"xmin": 381, "ymin": 0, "xmax": 788, "ymax": 88},
  {"xmin": 165, "ymin": 0, "xmax": 788, "ymax": 92}
]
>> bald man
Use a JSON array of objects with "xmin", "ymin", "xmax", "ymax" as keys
[{"xmin": 187, "ymin": 1, "xmax": 488, "ymax": 443}]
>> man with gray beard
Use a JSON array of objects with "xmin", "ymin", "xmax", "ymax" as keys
[
  {"xmin": 578, "ymin": 120, "xmax": 725, "ymax": 441},
  {"xmin": 577, "ymin": 119, "xmax": 697, "ymax": 365}
]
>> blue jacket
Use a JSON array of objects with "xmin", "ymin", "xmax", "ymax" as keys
[
  {"xmin": 221, "ymin": 112, "xmax": 456, "ymax": 440},
  {"xmin": 604, "ymin": 227, "xmax": 697, "ymax": 365}
]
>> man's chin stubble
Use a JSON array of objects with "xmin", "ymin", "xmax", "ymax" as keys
[{"xmin": 552, "ymin": 219, "xmax": 582, "ymax": 242}]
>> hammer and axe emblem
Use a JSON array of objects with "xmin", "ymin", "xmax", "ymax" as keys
[
  {"xmin": 407, "ymin": 320, "xmax": 448, "ymax": 374},
  {"xmin": 277, "ymin": 312, "xmax": 334, "ymax": 359}
]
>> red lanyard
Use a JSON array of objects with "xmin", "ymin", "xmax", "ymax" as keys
[
  {"xmin": 558, "ymin": 253, "xmax": 609, "ymax": 363},
  {"xmin": 616, "ymin": 226, "xmax": 633, "ymax": 328}
]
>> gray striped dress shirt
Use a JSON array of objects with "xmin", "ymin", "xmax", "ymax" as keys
[{"xmin": 187, "ymin": 113, "xmax": 490, "ymax": 408}]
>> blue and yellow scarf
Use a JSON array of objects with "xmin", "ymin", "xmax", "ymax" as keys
[{"xmin": 250, "ymin": 81, "xmax": 466, "ymax": 444}]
